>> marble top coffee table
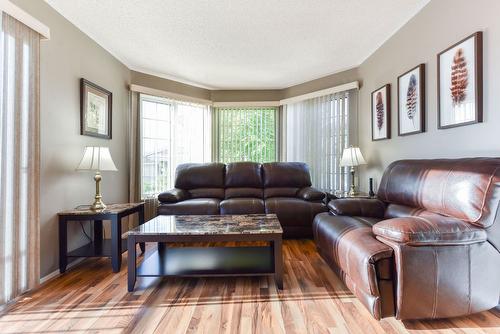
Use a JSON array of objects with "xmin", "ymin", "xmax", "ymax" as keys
[{"xmin": 126, "ymin": 214, "xmax": 283, "ymax": 291}]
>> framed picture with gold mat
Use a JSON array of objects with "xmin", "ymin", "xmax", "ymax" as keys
[{"xmin": 80, "ymin": 78, "xmax": 112, "ymax": 139}]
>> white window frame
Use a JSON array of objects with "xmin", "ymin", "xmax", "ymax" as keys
[{"xmin": 212, "ymin": 106, "xmax": 279, "ymax": 163}]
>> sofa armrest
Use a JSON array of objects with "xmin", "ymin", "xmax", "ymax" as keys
[
  {"xmin": 297, "ymin": 187, "xmax": 325, "ymax": 201},
  {"xmin": 158, "ymin": 188, "xmax": 190, "ymax": 203},
  {"xmin": 328, "ymin": 198, "xmax": 386, "ymax": 218},
  {"xmin": 373, "ymin": 216, "xmax": 487, "ymax": 246}
]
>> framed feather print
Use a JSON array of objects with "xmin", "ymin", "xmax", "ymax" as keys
[
  {"xmin": 438, "ymin": 31, "xmax": 483, "ymax": 129},
  {"xmin": 371, "ymin": 84, "xmax": 391, "ymax": 141},
  {"xmin": 398, "ymin": 64, "xmax": 425, "ymax": 136}
]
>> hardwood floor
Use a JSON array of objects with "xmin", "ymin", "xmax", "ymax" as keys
[{"xmin": 0, "ymin": 240, "xmax": 499, "ymax": 334}]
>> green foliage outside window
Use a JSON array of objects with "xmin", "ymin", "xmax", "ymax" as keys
[{"xmin": 217, "ymin": 107, "xmax": 277, "ymax": 163}]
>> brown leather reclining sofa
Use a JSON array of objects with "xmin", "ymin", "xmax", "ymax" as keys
[
  {"xmin": 158, "ymin": 162, "xmax": 327, "ymax": 237},
  {"xmin": 314, "ymin": 158, "xmax": 500, "ymax": 320}
]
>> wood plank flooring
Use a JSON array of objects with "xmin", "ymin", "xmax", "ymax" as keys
[{"xmin": 0, "ymin": 240, "xmax": 499, "ymax": 334}]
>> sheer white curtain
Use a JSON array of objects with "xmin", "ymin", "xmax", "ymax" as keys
[
  {"xmin": 282, "ymin": 90, "xmax": 356, "ymax": 192},
  {"xmin": 133, "ymin": 94, "xmax": 211, "ymax": 219},
  {"xmin": 0, "ymin": 12, "xmax": 41, "ymax": 305}
]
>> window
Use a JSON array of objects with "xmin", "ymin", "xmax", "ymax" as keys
[
  {"xmin": 0, "ymin": 11, "xmax": 41, "ymax": 305},
  {"xmin": 140, "ymin": 95, "xmax": 211, "ymax": 198},
  {"xmin": 283, "ymin": 91, "xmax": 354, "ymax": 191},
  {"xmin": 214, "ymin": 107, "xmax": 277, "ymax": 163}
]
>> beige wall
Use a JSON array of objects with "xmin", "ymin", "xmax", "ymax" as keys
[
  {"xmin": 12, "ymin": 0, "xmax": 131, "ymax": 277},
  {"xmin": 132, "ymin": 67, "xmax": 360, "ymax": 103},
  {"xmin": 131, "ymin": 70, "xmax": 211, "ymax": 101},
  {"xmin": 357, "ymin": 0, "xmax": 500, "ymax": 191},
  {"xmin": 210, "ymin": 90, "xmax": 282, "ymax": 103},
  {"xmin": 281, "ymin": 67, "xmax": 360, "ymax": 99}
]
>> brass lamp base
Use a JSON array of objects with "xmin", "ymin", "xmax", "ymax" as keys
[
  {"xmin": 348, "ymin": 166, "xmax": 358, "ymax": 197},
  {"xmin": 347, "ymin": 187, "xmax": 359, "ymax": 197},
  {"xmin": 90, "ymin": 171, "xmax": 107, "ymax": 211},
  {"xmin": 91, "ymin": 197, "xmax": 107, "ymax": 211}
]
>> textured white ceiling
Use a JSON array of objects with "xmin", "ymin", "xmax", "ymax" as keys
[{"xmin": 45, "ymin": 0, "xmax": 429, "ymax": 89}]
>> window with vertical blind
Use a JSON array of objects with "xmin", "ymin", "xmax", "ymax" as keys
[
  {"xmin": 0, "ymin": 10, "xmax": 41, "ymax": 306},
  {"xmin": 213, "ymin": 107, "xmax": 278, "ymax": 163},
  {"xmin": 140, "ymin": 95, "xmax": 211, "ymax": 198},
  {"xmin": 282, "ymin": 90, "xmax": 355, "ymax": 192}
]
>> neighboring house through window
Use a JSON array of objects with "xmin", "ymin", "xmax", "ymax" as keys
[{"xmin": 140, "ymin": 95, "xmax": 211, "ymax": 198}]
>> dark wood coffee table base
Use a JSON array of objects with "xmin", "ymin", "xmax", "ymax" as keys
[{"xmin": 127, "ymin": 234, "xmax": 283, "ymax": 291}]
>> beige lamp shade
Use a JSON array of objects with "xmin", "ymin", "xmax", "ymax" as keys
[
  {"xmin": 76, "ymin": 146, "xmax": 118, "ymax": 171},
  {"xmin": 339, "ymin": 146, "xmax": 366, "ymax": 167}
]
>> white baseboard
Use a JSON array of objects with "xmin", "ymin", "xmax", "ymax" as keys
[
  {"xmin": 0, "ymin": 258, "xmax": 88, "ymax": 314},
  {"xmin": 40, "ymin": 258, "xmax": 86, "ymax": 284}
]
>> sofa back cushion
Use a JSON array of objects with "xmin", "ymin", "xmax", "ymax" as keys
[
  {"xmin": 377, "ymin": 158, "xmax": 500, "ymax": 228},
  {"xmin": 225, "ymin": 162, "xmax": 263, "ymax": 187},
  {"xmin": 384, "ymin": 203, "xmax": 428, "ymax": 219},
  {"xmin": 262, "ymin": 162, "xmax": 312, "ymax": 188},
  {"xmin": 175, "ymin": 163, "xmax": 225, "ymax": 189},
  {"xmin": 189, "ymin": 188, "xmax": 225, "ymax": 199},
  {"xmin": 224, "ymin": 162, "xmax": 264, "ymax": 199}
]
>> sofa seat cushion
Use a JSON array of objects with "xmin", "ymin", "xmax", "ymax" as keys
[
  {"xmin": 220, "ymin": 198, "xmax": 265, "ymax": 215},
  {"xmin": 264, "ymin": 187, "xmax": 299, "ymax": 199},
  {"xmin": 225, "ymin": 187, "xmax": 263, "ymax": 199},
  {"xmin": 264, "ymin": 197, "xmax": 327, "ymax": 227},
  {"xmin": 157, "ymin": 198, "xmax": 220, "ymax": 215},
  {"xmin": 313, "ymin": 213, "xmax": 394, "ymax": 319},
  {"xmin": 373, "ymin": 216, "xmax": 487, "ymax": 245}
]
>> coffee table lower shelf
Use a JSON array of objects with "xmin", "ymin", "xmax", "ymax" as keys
[
  {"xmin": 126, "ymin": 215, "xmax": 284, "ymax": 292},
  {"xmin": 137, "ymin": 246, "xmax": 274, "ymax": 277},
  {"xmin": 128, "ymin": 242, "xmax": 283, "ymax": 292}
]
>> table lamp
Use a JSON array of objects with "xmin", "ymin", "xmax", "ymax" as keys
[
  {"xmin": 340, "ymin": 146, "xmax": 366, "ymax": 196},
  {"xmin": 76, "ymin": 146, "xmax": 118, "ymax": 210}
]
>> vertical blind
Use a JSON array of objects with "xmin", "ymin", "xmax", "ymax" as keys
[
  {"xmin": 140, "ymin": 94, "xmax": 211, "ymax": 198},
  {"xmin": 213, "ymin": 107, "xmax": 277, "ymax": 163},
  {"xmin": 0, "ymin": 12, "xmax": 40, "ymax": 305},
  {"xmin": 283, "ymin": 91, "xmax": 354, "ymax": 191}
]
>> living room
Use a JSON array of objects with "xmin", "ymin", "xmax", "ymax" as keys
[{"xmin": 0, "ymin": 0, "xmax": 499, "ymax": 333}]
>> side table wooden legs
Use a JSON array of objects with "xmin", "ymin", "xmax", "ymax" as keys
[
  {"xmin": 127, "ymin": 235, "xmax": 136, "ymax": 292},
  {"xmin": 57, "ymin": 203, "xmax": 145, "ymax": 274},
  {"xmin": 59, "ymin": 218, "xmax": 68, "ymax": 274},
  {"xmin": 138, "ymin": 206, "xmax": 146, "ymax": 254},
  {"xmin": 111, "ymin": 216, "xmax": 122, "ymax": 273},
  {"xmin": 94, "ymin": 220, "xmax": 103, "ymax": 253}
]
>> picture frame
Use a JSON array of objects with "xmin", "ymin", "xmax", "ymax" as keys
[
  {"xmin": 371, "ymin": 84, "xmax": 391, "ymax": 141},
  {"xmin": 80, "ymin": 78, "xmax": 112, "ymax": 139},
  {"xmin": 437, "ymin": 31, "xmax": 482, "ymax": 129},
  {"xmin": 398, "ymin": 64, "xmax": 425, "ymax": 136}
]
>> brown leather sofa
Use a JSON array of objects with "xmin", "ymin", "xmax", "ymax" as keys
[
  {"xmin": 158, "ymin": 162, "xmax": 327, "ymax": 237},
  {"xmin": 313, "ymin": 158, "xmax": 500, "ymax": 320}
]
